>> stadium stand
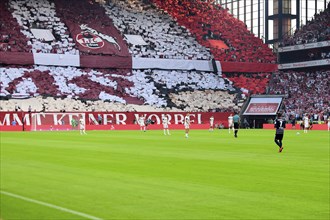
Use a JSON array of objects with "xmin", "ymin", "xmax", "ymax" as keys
[
  {"xmin": 103, "ymin": 0, "xmax": 212, "ymax": 60},
  {"xmin": 1, "ymin": 0, "xmax": 328, "ymax": 119},
  {"xmin": 169, "ymin": 90, "xmax": 238, "ymax": 112},
  {"xmin": 53, "ymin": 0, "xmax": 130, "ymax": 57},
  {"xmin": 0, "ymin": 65, "xmax": 236, "ymax": 111},
  {"xmin": 267, "ymin": 70, "xmax": 330, "ymax": 118},
  {"xmin": 274, "ymin": 3, "xmax": 330, "ymax": 122},
  {"xmin": 8, "ymin": 0, "xmax": 78, "ymax": 55},
  {"xmin": 0, "ymin": 0, "xmax": 31, "ymax": 53},
  {"xmin": 280, "ymin": 3, "xmax": 330, "ymax": 46},
  {"xmin": 150, "ymin": 0, "xmax": 276, "ymax": 64},
  {"xmin": 223, "ymin": 72, "xmax": 272, "ymax": 96}
]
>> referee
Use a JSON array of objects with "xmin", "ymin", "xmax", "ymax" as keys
[{"xmin": 233, "ymin": 112, "xmax": 240, "ymax": 138}]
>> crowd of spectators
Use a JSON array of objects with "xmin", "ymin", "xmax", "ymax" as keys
[
  {"xmin": 7, "ymin": 0, "xmax": 78, "ymax": 54},
  {"xmin": 280, "ymin": 3, "xmax": 330, "ymax": 47},
  {"xmin": 169, "ymin": 90, "xmax": 238, "ymax": 112},
  {"xmin": 2, "ymin": 0, "xmax": 276, "ymax": 66},
  {"xmin": 103, "ymin": 0, "xmax": 212, "ymax": 60},
  {"xmin": 268, "ymin": 70, "xmax": 330, "ymax": 120},
  {"xmin": 0, "ymin": 96, "xmax": 169, "ymax": 113},
  {"xmin": 0, "ymin": 66, "xmax": 137, "ymax": 104},
  {"xmin": 150, "ymin": 0, "xmax": 276, "ymax": 63},
  {"xmin": 0, "ymin": 65, "xmax": 237, "ymax": 111},
  {"xmin": 223, "ymin": 72, "xmax": 271, "ymax": 95},
  {"xmin": 0, "ymin": 0, "xmax": 31, "ymax": 52}
]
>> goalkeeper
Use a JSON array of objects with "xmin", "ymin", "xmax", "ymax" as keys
[{"xmin": 71, "ymin": 118, "xmax": 77, "ymax": 130}]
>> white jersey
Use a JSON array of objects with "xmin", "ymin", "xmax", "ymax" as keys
[
  {"xmin": 79, "ymin": 118, "xmax": 85, "ymax": 129},
  {"xmin": 162, "ymin": 116, "xmax": 169, "ymax": 128},
  {"xmin": 210, "ymin": 117, "xmax": 214, "ymax": 126},
  {"xmin": 303, "ymin": 116, "xmax": 309, "ymax": 128},
  {"xmin": 139, "ymin": 117, "xmax": 145, "ymax": 126},
  {"xmin": 184, "ymin": 115, "xmax": 190, "ymax": 129},
  {"xmin": 228, "ymin": 116, "xmax": 233, "ymax": 126}
]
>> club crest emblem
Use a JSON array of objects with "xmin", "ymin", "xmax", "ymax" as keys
[
  {"xmin": 76, "ymin": 24, "xmax": 121, "ymax": 50},
  {"xmin": 76, "ymin": 32, "xmax": 105, "ymax": 49}
]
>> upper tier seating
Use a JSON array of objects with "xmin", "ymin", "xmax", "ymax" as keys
[
  {"xmin": 150, "ymin": 0, "xmax": 276, "ymax": 63},
  {"xmin": 0, "ymin": 0, "xmax": 31, "ymax": 52},
  {"xmin": 8, "ymin": 0, "xmax": 78, "ymax": 54},
  {"xmin": 281, "ymin": 3, "xmax": 330, "ymax": 46},
  {"xmin": 103, "ymin": 0, "xmax": 212, "ymax": 60}
]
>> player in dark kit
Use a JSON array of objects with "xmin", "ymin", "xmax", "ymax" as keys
[{"xmin": 274, "ymin": 112, "xmax": 286, "ymax": 153}]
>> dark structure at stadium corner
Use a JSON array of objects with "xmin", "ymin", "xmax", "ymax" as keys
[
  {"xmin": 266, "ymin": 0, "xmax": 328, "ymax": 45},
  {"xmin": 218, "ymin": 0, "xmax": 328, "ymax": 46}
]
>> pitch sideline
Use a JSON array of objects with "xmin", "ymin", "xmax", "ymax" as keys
[{"xmin": 0, "ymin": 190, "xmax": 103, "ymax": 220}]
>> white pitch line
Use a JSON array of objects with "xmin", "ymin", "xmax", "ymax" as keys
[{"xmin": 0, "ymin": 190, "xmax": 103, "ymax": 220}]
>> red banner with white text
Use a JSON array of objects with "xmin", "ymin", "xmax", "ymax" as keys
[{"xmin": 0, "ymin": 112, "xmax": 232, "ymax": 131}]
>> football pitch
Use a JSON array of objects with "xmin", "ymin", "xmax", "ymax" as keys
[{"xmin": 0, "ymin": 129, "xmax": 329, "ymax": 220}]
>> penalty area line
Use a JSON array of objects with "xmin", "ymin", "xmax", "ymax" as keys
[{"xmin": 0, "ymin": 190, "xmax": 102, "ymax": 220}]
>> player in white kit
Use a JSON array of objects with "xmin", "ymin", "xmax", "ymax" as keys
[
  {"xmin": 228, "ymin": 114, "xmax": 234, "ymax": 133},
  {"xmin": 184, "ymin": 113, "xmax": 190, "ymax": 138},
  {"xmin": 138, "ymin": 115, "xmax": 146, "ymax": 132},
  {"xmin": 303, "ymin": 114, "xmax": 309, "ymax": 133},
  {"xmin": 79, "ymin": 115, "xmax": 87, "ymax": 135},
  {"xmin": 162, "ymin": 115, "xmax": 170, "ymax": 135},
  {"xmin": 209, "ymin": 116, "xmax": 214, "ymax": 132}
]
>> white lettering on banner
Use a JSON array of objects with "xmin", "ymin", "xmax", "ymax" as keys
[
  {"xmin": 134, "ymin": 114, "xmax": 140, "ymax": 124},
  {"xmin": 13, "ymin": 114, "xmax": 30, "ymax": 125},
  {"xmin": 166, "ymin": 114, "xmax": 172, "ymax": 124},
  {"xmin": 174, "ymin": 114, "xmax": 184, "ymax": 125},
  {"xmin": 23, "ymin": 114, "xmax": 30, "ymax": 126},
  {"xmin": 0, "ymin": 112, "xmax": 230, "ymax": 126},
  {"xmin": 189, "ymin": 114, "xmax": 196, "ymax": 123},
  {"xmin": 34, "ymin": 113, "xmax": 47, "ymax": 126},
  {"xmin": 88, "ymin": 114, "xmax": 98, "ymax": 125},
  {"xmin": 53, "ymin": 114, "xmax": 65, "ymax": 125},
  {"xmin": 0, "ymin": 113, "xmax": 31, "ymax": 126},
  {"xmin": 103, "ymin": 114, "xmax": 114, "ymax": 125},
  {"xmin": 197, "ymin": 114, "xmax": 202, "ymax": 124},
  {"xmin": 0, "ymin": 114, "xmax": 10, "ymax": 126},
  {"xmin": 13, "ymin": 114, "xmax": 23, "ymax": 125},
  {"xmin": 115, "ymin": 113, "xmax": 127, "ymax": 125}
]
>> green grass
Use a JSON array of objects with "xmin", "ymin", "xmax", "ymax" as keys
[{"xmin": 0, "ymin": 129, "xmax": 329, "ymax": 220}]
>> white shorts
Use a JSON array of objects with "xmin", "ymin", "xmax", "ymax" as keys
[
  {"xmin": 184, "ymin": 124, "xmax": 190, "ymax": 129},
  {"xmin": 228, "ymin": 122, "xmax": 233, "ymax": 128},
  {"xmin": 304, "ymin": 123, "xmax": 309, "ymax": 128},
  {"xmin": 163, "ymin": 124, "xmax": 169, "ymax": 129},
  {"xmin": 80, "ymin": 125, "xmax": 85, "ymax": 130}
]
